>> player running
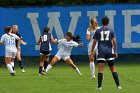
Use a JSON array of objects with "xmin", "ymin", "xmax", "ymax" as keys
[
  {"xmin": 37, "ymin": 26, "xmax": 57, "ymax": 75},
  {"xmin": 12, "ymin": 25, "xmax": 27, "ymax": 73},
  {"xmin": 91, "ymin": 16, "xmax": 121, "ymax": 90},
  {"xmin": 86, "ymin": 17, "xmax": 100, "ymax": 79},
  {"xmin": 45, "ymin": 32, "xmax": 83, "ymax": 75},
  {"xmin": 0, "ymin": 26, "xmax": 20, "ymax": 76}
]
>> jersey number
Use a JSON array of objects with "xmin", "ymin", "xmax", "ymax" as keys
[
  {"xmin": 41, "ymin": 35, "xmax": 48, "ymax": 42},
  {"xmin": 100, "ymin": 31, "xmax": 110, "ymax": 41},
  {"xmin": 8, "ymin": 38, "xmax": 15, "ymax": 45}
]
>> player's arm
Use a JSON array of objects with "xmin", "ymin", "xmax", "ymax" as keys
[
  {"xmin": 86, "ymin": 28, "xmax": 90, "ymax": 41},
  {"xmin": 17, "ymin": 38, "xmax": 21, "ymax": 50},
  {"xmin": 0, "ymin": 35, "xmax": 4, "ymax": 45},
  {"xmin": 112, "ymin": 37, "xmax": 118, "ymax": 58},
  {"xmin": 37, "ymin": 37, "xmax": 41, "ymax": 45},
  {"xmin": 21, "ymin": 40, "xmax": 27, "ymax": 45},
  {"xmin": 91, "ymin": 40, "xmax": 97, "ymax": 55},
  {"xmin": 50, "ymin": 34, "xmax": 57, "ymax": 44}
]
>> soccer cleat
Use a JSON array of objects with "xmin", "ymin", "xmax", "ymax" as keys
[
  {"xmin": 13, "ymin": 70, "xmax": 16, "ymax": 73},
  {"xmin": 22, "ymin": 69, "xmax": 25, "ymax": 73},
  {"xmin": 10, "ymin": 73, "xmax": 15, "ymax": 76},
  {"xmin": 96, "ymin": 87, "xmax": 102, "ymax": 90},
  {"xmin": 91, "ymin": 75, "xmax": 96, "ymax": 79},
  {"xmin": 117, "ymin": 86, "xmax": 122, "ymax": 90}
]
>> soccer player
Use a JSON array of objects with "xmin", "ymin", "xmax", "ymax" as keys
[
  {"xmin": 91, "ymin": 16, "xmax": 121, "ymax": 90},
  {"xmin": 37, "ymin": 27, "xmax": 57, "ymax": 75},
  {"xmin": 0, "ymin": 26, "xmax": 20, "ymax": 76},
  {"xmin": 12, "ymin": 25, "xmax": 27, "ymax": 73},
  {"xmin": 45, "ymin": 32, "xmax": 83, "ymax": 75},
  {"xmin": 86, "ymin": 17, "xmax": 100, "ymax": 79}
]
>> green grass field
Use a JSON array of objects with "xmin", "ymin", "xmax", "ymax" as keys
[{"xmin": 0, "ymin": 62, "xmax": 140, "ymax": 93}]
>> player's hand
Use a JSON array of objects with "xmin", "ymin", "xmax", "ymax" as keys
[
  {"xmin": 114, "ymin": 53, "xmax": 118, "ymax": 58},
  {"xmin": 17, "ymin": 47, "xmax": 21, "ymax": 51},
  {"xmin": 79, "ymin": 43, "xmax": 84, "ymax": 47},
  {"xmin": 22, "ymin": 42, "xmax": 27, "ymax": 45}
]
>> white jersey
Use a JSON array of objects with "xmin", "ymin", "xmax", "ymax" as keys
[
  {"xmin": 86, "ymin": 27, "xmax": 100, "ymax": 45},
  {"xmin": 86, "ymin": 27, "xmax": 100, "ymax": 55},
  {"xmin": 1, "ymin": 33, "xmax": 19, "ymax": 52},
  {"xmin": 57, "ymin": 39, "xmax": 79, "ymax": 56}
]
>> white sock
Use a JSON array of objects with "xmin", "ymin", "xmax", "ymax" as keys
[
  {"xmin": 74, "ymin": 68, "xmax": 82, "ymax": 75},
  {"xmin": 11, "ymin": 62, "xmax": 14, "ymax": 67},
  {"xmin": 89, "ymin": 62, "xmax": 95, "ymax": 77},
  {"xmin": 45, "ymin": 64, "xmax": 52, "ymax": 73},
  {"xmin": 7, "ymin": 64, "xmax": 14, "ymax": 73}
]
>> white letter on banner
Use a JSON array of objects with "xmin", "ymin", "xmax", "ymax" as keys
[
  {"xmin": 47, "ymin": 12, "xmax": 64, "ymax": 39},
  {"xmin": 27, "ymin": 13, "xmax": 41, "ymax": 50},
  {"xmin": 68, "ymin": 12, "xmax": 81, "ymax": 35},
  {"xmin": 105, "ymin": 10, "xmax": 116, "ymax": 30},
  {"xmin": 122, "ymin": 10, "xmax": 140, "ymax": 48}
]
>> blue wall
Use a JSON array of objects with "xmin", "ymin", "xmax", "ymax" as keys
[{"xmin": 0, "ymin": 4, "xmax": 140, "ymax": 56}]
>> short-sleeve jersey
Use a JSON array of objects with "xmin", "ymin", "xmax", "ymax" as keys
[
  {"xmin": 40, "ymin": 33, "xmax": 52, "ymax": 52},
  {"xmin": 58, "ymin": 39, "xmax": 79, "ymax": 55},
  {"xmin": 86, "ymin": 27, "xmax": 100, "ymax": 43},
  {"xmin": 93, "ymin": 26, "xmax": 116, "ymax": 54},
  {"xmin": 1, "ymin": 33, "xmax": 19, "ymax": 50}
]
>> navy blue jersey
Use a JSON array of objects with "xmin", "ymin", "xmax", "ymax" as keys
[
  {"xmin": 15, "ymin": 32, "xmax": 22, "ymax": 48},
  {"xmin": 93, "ymin": 26, "xmax": 116, "ymax": 54},
  {"xmin": 40, "ymin": 33, "xmax": 51, "ymax": 52}
]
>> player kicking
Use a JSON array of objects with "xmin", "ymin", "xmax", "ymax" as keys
[
  {"xmin": 45, "ymin": 32, "xmax": 83, "ymax": 75},
  {"xmin": 0, "ymin": 26, "xmax": 20, "ymax": 76},
  {"xmin": 12, "ymin": 25, "xmax": 27, "ymax": 73},
  {"xmin": 37, "ymin": 27, "xmax": 57, "ymax": 75},
  {"xmin": 91, "ymin": 16, "xmax": 121, "ymax": 90},
  {"xmin": 86, "ymin": 17, "xmax": 100, "ymax": 79}
]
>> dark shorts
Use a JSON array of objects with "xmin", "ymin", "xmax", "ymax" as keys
[
  {"xmin": 40, "ymin": 51, "xmax": 51, "ymax": 56},
  {"xmin": 97, "ymin": 53, "xmax": 115, "ymax": 66},
  {"xmin": 97, "ymin": 53, "xmax": 115, "ymax": 61}
]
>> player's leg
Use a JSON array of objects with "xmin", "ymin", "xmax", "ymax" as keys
[
  {"xmin": 107, "ymin": 60, "xmax": 121, "ymax": 89},
  {"xmin": 16, "ymin": 50, "xmax": 25, "ymax": 72},
  {"xmin": 45, "ymin": 56, "xmax": 60, "ymax": 73},
  {"xmin": 43, "ymin": 55, "xmax": 49, "ymax": 71},
  {"xmin": 97, "ymin": 60, "xmax": 105, "ymax": 90},
  {"xmin": 88, "ymin": 45, "xmax": 96, "ymax": 78},
  {"xmin": 64, "ymin": 57, "xmax": 82, "ymax": 75},
  {"xmin": 39, "ymin": 54, "xmax": 46, "ymax": 75},
  {"xmin": 5, "ymin": 57, "xmax": 15, "ymax": 76}
]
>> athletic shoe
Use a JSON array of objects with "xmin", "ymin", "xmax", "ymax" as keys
[
  {"xmin": 91, "ymin": 75, "xmax": 96, "ymax": 79},
  {"xmin": 10, "ymin": 73, "xmax": 15, "ymax": 76},
  {"xmin": 96, "ymin": 87, "xmax": 102, "ymax": 90},
  {"xmin": 22, "ymin": 69, "xmax": 25, "ymax": 73},
  {"xmin": 117, "ymin": 86, "xmax": 122, "ymax": 90},
  {"xmin": 13, "ymin": 70, "xmax": 16, "ymax": 73}
]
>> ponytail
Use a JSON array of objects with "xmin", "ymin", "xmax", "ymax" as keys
[{"xmin": 72, "ymin": 35, "xmax": 81, "ymax": 43}]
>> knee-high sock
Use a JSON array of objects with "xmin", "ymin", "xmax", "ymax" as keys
[
  {"xmin": 10, "ymin": 62, "xmax": 15, "ymax": 71},
  {"xmin": 7, "ymin": 64, "xmax": 14, "ymax": 73},
  {"xmin": 39, "ymin": 66, "xmax": 43, "ymax": 74},
  {"xmin": 45, "ymin": 64, "xmax": 52, "ymax": 73},
  {"xmin": 44, "ymin": 61, "xmax": 48, "ymax": 70},
  {"xmin": 98, "ymin": 73, "xmax": 103, "ymax": 88},
  {"xmin": 112, "ymin": 72, "xmax": 120, "ymax": 87},
  {"xmin": 18, "ymin": 60, "xmax": 24, "ymax": 69},
  {"xmin": 74, "ymin": 68, "xmax": 82, "ymax": 75},
  {"xmin": 89, "ymin": 62, "xmax": 95, "ymax": 77}
]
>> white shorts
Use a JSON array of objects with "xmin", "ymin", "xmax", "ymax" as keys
[
  {"xmin": 5, "ymin": 48, "xmax": 17, "ymax": 58},
  {"xmin": 88, "ymin": 42, "xmax": 97, "ymax": 55},
  {"xmin": 55, "ymin": 51, "xmax": 70, "ymax": 61}
]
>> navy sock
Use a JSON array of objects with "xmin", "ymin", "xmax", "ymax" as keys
[
  {"xmin": 98, "ymin": 73, "xmax": 103, "ymax": 88},
  {"xmin": 18, "ymin": 60, "xmax": 24, "ymax": 69},
  {"xmin": 39, "ymin": 66, "xmax": 43, "ymax": 74},
  {"xmin": 112, "ymin": 72, "xmax": 120, "ymax": 86},
  {"xmin": 44, "ymin": 61, "xmax": 48, "ymax": 70}
]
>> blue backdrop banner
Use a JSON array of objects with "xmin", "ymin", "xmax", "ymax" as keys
[{"xmin": 0, "ymin": 4, "xmax": 140, "ymax": 56}]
